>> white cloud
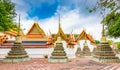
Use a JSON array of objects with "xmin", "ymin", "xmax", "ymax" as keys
[
  {"xmin": 11, "ymin": 0, "xmax": 119, "ymax": 42},
  {"xmin": 19, "ymin": 9, "xmax": 102, "ymax": 41}
]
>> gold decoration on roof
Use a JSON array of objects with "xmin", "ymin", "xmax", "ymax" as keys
[
  {"xmin": 53, "ymin": 16, "xmax": 67, "ymax": 42},
  {"xmin": 76, "ymin": 29, "xmax": 95, "ymax": 43},
  {"xmin": 26, "ymin": 21, "xmax": 46, "ymax": 38}
]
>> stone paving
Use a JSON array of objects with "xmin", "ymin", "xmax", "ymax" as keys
[{"xmin": 0, "ymin": 58, "xmax": 120, "ymax": 70}]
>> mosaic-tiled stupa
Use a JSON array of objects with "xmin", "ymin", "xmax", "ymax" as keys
[
  {"xmin": 93, "ymin": 23, "xmax": 120, "ymax": 63},
  {"xmin": 49, "ymin": 37, "xmax": 68, "ymax": 62},
  {"xmin": 3, "ymin": 15, "xmax": 30, "ymax": 63},
  {"xmin": 82, "ymin": 40, "xmax": 91, "ymax": 56},
  {"xmin": 75, "ymin": 43, "xmax": 82, "ymax": 57}
]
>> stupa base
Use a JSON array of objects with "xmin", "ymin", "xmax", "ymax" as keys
[
  {"xmin": 93, "ymin": 58, "xmax": 120, "ymax": 63},
  {"xmin": 3, "ymin": 57, "xmax": 30, "ymax": 63},
  {"xmin": 48, "ymin": 57, "xmax": 68, "ymax": 63}
]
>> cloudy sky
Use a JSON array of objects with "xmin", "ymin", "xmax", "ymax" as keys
[{"xmin": 11, "ymin": 0, "xmax": 107, "ymax": 41}]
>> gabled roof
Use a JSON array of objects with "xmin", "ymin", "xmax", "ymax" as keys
[
  {"xmin": 76, "ymin": 29, "xmax": 95, "ymax": 43},
  {"xmin": 26, "ymin": 22, "xmax": 46, "ymax": 38}
]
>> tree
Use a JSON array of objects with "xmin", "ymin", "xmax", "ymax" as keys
[
  {"xmin": 87, "ymin": 0, "xmax": 120, "ymax": 38},
  {"xmin": 105, "ymin": 11, "xmax": 120, "ymax": 38},
  {"xmin": 116, "ymin": 42, "xmax": 120, "ymax": 49},
  {"xmin": 95, "ymin": 40, "xmax": 100, "ymax": 44},
  {"xmin": 107, "ymin": 40, "xmax": 113, "ymax": 45},
  {"xmin": 118, "ymin": 43, "xmax": 120, "ymax": 49},
  {"xmin": 0, "ymin": 0, "xmax": 17, "ymax": 32}
]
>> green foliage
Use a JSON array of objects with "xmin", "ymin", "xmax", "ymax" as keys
[
  {"xmin": 105, "ymin": 11, "xmax": 120, "ymax": 38},
  {"xmin": 95, "ymin": 40, "xmax": 100, "ymax": 44},
  {"xmin": 116, "ymin": 42, "xmax": 120, "ymax": 49},
  {"xmin": 107, "ymin": 40, "xmax": 113, "ymax": 45},
  {"xmin": 0, "ymin": 0, "xmax": 17, "ymax": 32},
  {"xmin": 88, "ymin": 0, "xmax": 120, "ymax": 38}
]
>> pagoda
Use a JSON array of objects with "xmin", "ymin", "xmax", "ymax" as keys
[
  {"xmin": 82, "ymin": 40, "xmax": 91, "ymax": 56},
  {"xmin": 47, "ymin": 15, "xmax": 68, "ymax": 48},
  {"xmin": 3, "ymin": 15, "xmax": 30, "ymax": 63},
  {"xmin": 48, "ymin": 37, "xmax": 68, "ymax": 62},
  {"xmin": 75, "ymin": 43, "xmax": 82, "ymax": 57},
  {"xmin": 93, "ymin": 22, "xmax": 120, "ymax": 63}
]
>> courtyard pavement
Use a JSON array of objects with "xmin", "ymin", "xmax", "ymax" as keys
[{"xmin": 0, "ymin": 58, "xmax": 120, "ymax": 70}]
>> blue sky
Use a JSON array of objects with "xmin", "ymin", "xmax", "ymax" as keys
[
  {"xmin": 12, "ymin": 0, "xmax": 113, "ymax": 41},
  {"xmin": 12, "ymin": 0, "xmax": 98, "ymax": 19}
]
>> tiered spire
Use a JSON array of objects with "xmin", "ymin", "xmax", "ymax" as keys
[
  {"xmin": 58, "ymin": 14, "xmax": 61, "ymax": 30},
  {"xmin": 3, "ymin": 14, "xmax": 30, "ymax": 63},
  {"xmin": 18, "ymin": 14, "xmax": 20, "ymax": 36},
  {"xmin": 54, "ymin": 14, "xmax": 67, "ymax": 42},
  {"xmin": 101, "ymin": 22, "xmax": 106, "ymax": 42}
]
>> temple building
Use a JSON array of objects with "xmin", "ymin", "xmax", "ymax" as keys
[{"xmin": 0, "ymin": 17, "xmax": 96, "ymax": 59}]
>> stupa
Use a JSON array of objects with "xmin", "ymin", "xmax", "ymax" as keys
[
  {"xmin": 93, "ymin": 22, "xmax": 120, "ymax": 63},
  {"xmin": 3, "ymin": 15, "xmax": 30, "ymax": 63},
  {"xmin": 48, "ymin": 36, "xmax": 68, "ymax": 62},
  {"xmin": 75, "ymin": 43, "xmax": 82, "ymax": 57},
  {"xmin": 82, "ymin": 40, "xmax": 91, "ymax": 56}
]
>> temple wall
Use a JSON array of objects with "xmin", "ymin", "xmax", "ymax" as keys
[
  {"xmin": 61, "ymin": 41, "xmax": 78, "ymax": 58},
  {"xmin": 0, "ymin": 48, "xmax": 77, "ymax": 59},
  {"xmin": 0, "ymin": 40, "xmax": 96, "ymax": 59},
  {"xmin": 78, "ymin": 40, "xmax": 95, "ymax": 52},
  {"xmin": 0, "ymin": 48, "xmax": 53, "ymax": 58}
]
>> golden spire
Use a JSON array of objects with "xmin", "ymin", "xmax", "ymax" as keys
[
  {"xmin": 102, "ymin": 22, "xmax": 105, "ymax": 37},
  {"xmin": 18, "ymin": 14, "xmax": 20, "ymax": 36},
  {"xmin": 15, "ymin": 14, "xmax": 22, "ymax": 43},
  {"xmin": 101, "ymin": 21, "xmax": 106, "ymax": 42},
  {"xmin": 58, "ymin": 13, "xmax": 61, "ymax": 31}
]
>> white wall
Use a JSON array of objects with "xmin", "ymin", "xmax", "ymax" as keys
[
  {"xmin": 0, "ymin": 47, "xmax": 77, "ymax": 59},
  {"xmin": 0, "ymin": 40, "xmax": 97, "ymax": 59},
  {"xmin": 0, "ymin": 48, "xmax": 53, "ymax": 58},
  {"xmin": 78, "ymin": 40, "xmax": 95, "ymax": 52}
]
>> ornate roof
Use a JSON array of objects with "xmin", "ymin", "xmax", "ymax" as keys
[
  {"xmin": 5, "ymin": 29, "xmax": 24, "ymax": 36},
  {"xmin": 26, "ymin": 21, "xmax": 46, "ymax": 38},
  {"xmin": 76, "ymin": 29, "xmax": 95, "ymax": 43}
]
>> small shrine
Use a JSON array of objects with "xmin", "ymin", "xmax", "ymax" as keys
[
  {"xmin": 82, "ymin": 40, "xmax": 91, "ymax": 56},
  {"xmin": 48, "ymin": 37, "xmax": 68, "ymax": 62},
  {"xmin": 93, "ymin": 23, "xmax": 120, "ymax": 63},
  {"xmin": 3, "ymin": 15, "xmax": 30, "ymax": 63},
  {"xmin": 75, "ymin": 43, "xmax": 81, "ymax": 57}
]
